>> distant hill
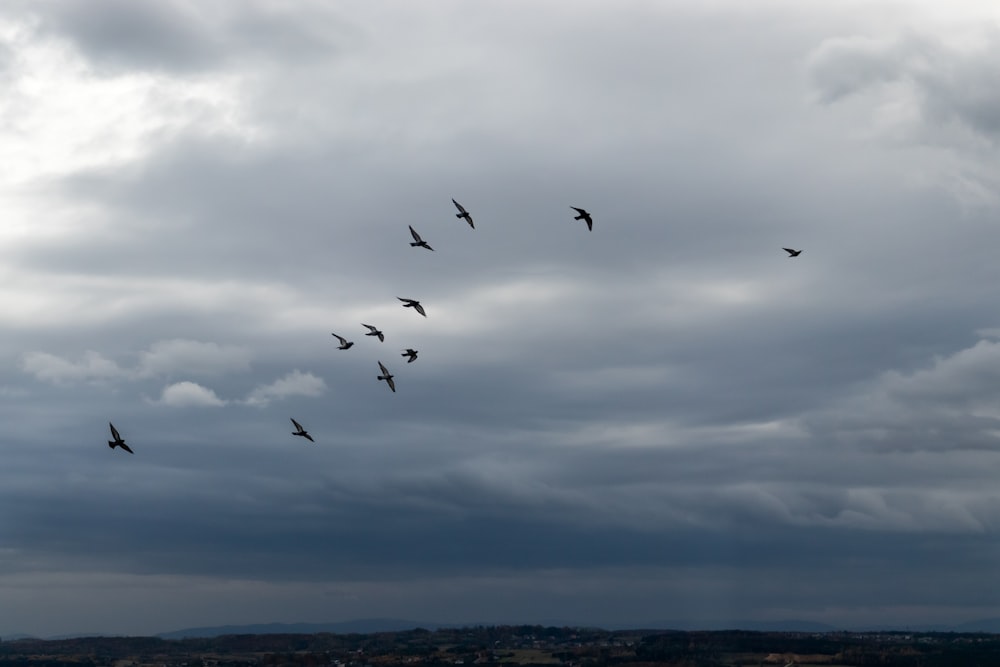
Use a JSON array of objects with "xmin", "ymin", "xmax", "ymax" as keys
[
  {"xmin": 953, "ymin": 618, "xmax": 1000, "ymax": 633},
  {"xmin": 157, "ymin": 618, "xmax": 840, "ymax": 638},
  {"xmin": 600, "ymin": 619, "xmax": 840, "ymax": 633},
  {"xmin": 157, "ymin": 619, "xmax": 452, "ymax": 639}
]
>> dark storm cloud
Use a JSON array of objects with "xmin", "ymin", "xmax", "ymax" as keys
[
  {"xmin": 2, "ymin": 0, "xmax": 1000, "ymax": 636},
  {"xmin": 0, "ymin": 440, "xmax": 984, "ymax": 580}
]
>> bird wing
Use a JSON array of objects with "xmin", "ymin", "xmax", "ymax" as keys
[
  {"xmin": 409, "ymin": 226, "xmax": 422, "ymax": 242},
  {"xmin": 378, "ymin": 360, "xmax": 389, "ymax": 375},
  {"xmin": 304, "ymin": 433, "xmax": 315, "ymax": 443},
  {"xmin": 362, "ymin": 323, "xmax": 376, "ymax": 332},
  {"xmin": 571, "ymin": 206, "xmax": 586, "ymax": 215},
  {"xmin": 782, "ymin": 247, "xmax": 796, "ymax": 254},
  {"xmin": 398, "ymin": 297, "xmax": 411, "ymax": 304},
  {"xmin": 331, "ymin": 333, "xmax": 347, "ymax": 345},
  {"xmin": 386, "ymin": 376, "xmax": 396, "ymax": 392},
  {"xmin": 414, "ymin": 303, "xmax": 426, "ymax": 317},
  {"xmin": 109, "ymin": 422, "xmax": 120, "ymax": 441},
  {"xmin": 452, "ymin": 198, "xmax": 466, "ymax": 214},
  {"xmin": 291, "ymin": 418, "xmax": 303, "ymax": 431},
  {"xmin": 120, "ymin": 443, "xmax": 134, "ymax": 454}
]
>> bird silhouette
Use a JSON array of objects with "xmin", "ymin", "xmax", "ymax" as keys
[
  {"xmin": 398, "ymin": 297, "xmax": 426, "ymax": 317},
  {"xmin": 290, "ymin": 418, "xmax": 314, "ymax": 442},
  {"xmin": 331, "ymin": 333, "xmax": 354, "ymax": 349},
  {"xmin": 571, "ymin": 206, "xmax": 593, "ymax": 231},
  {"xmin": 402, "ymin": 348, "xmax": 418, "ymax": 363},
  {"xmin": 377, "ymin": 360, "xmax": 396, "ymax": 392},
  {"xmin": 452, "ymin": 198, "xmax": 475, "ymax": 229},
  {"xmin": 408, "ymin": 225, "xmax": 434, "ymax": 251},
  {"xmin": 783, "ymin": 247, "xmax": 802, "ymax": 257},
  {"xmin": 108, "ymin": 422, "xmax": 134, "ymax": 454},
  {"xmin": 362, "ymin": 323, "xmax": 384, "ymax": 342}
]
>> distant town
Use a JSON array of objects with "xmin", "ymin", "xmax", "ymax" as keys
[{"xmin": 2, "ymin": 625, "xmax": 1000, "ymax": 666}]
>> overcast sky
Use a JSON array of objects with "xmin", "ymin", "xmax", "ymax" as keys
[{"xmin": 2, "ymin": 0, "xmax": 1000, "ymax": 637}]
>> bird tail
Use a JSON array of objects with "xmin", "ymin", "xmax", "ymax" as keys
[{"xmin": 108, "ymin": 441, "xmax": 116, "ymax": 448}]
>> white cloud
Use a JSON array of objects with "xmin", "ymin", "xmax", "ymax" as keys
[
  {"xmin": 155, "ymin": 381, "xmax": 226, "ymax": 407},
  {"xmin": 137, "ymin": 339, "xmax": 252, "ymax": 377},
  {"xmin": 20, "ymin": 350, "xmax": 126, "ymax": 385},
  {"xmin": 243, "ymin": 369, "xmax": 326, "ymax": 407},
  {"xmin": 21, "ymin": 339, "xmax": 253, "ymax": 386}
]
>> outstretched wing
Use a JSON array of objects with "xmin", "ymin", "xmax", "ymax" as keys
[
  {"xmin": 386, "ymin": 376, "xmax": 396, "ymax": 392},
  {"xmin": 331, "ymin": 333, "xmax": 347, "ymax": 345},
  {"xmin": 378, "ymin": 360, "xmax": 389, "ymax": 376},
  {"xmin": 452, "ymin": 198, "xmax": 466, "ymax": 214},
  {"xmin": 414, "ymin": 302, "xmax": 426, "ymax": 317},
  {"xmin": 303, "ymin": 433, "xmax": 315, "ymax": 443},
  {"xmin": 120, "ymin": 443, "xmax": 134, "ymax": 454},
  {"xmin": 291, "ymin": 417, "xmax": 303, "ymax": 431},
  {"xmin": 362, "ymin": 323, "xmax": 376, "ymax": 333},
  {"xmin": 571, "ymin": 206, "xmax": 587, "ymax": 215},
  {"xmin": 109, "ymin": 422, "xmax": 121, "ymax": 441},
  {"xmin": 409, "ymin": 225, "xmax": 422, "ymax": 242}
]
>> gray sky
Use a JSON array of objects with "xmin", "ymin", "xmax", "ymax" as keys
[{"xmin": 2, "ymin": 0, "xmax": 1000, "ymax": 637}]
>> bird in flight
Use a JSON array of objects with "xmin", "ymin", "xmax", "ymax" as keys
[
  {"xmin": 452, "ymin": 198, "xmax": 475, "ymax": 229},
  {"xmin": 408, "ymin": 225, "xmax": 434, "ymax": 251},
  {"xmin": 362, "ymin": 323, "xmax": 385, "ymax": 342},
  {"xmin": 398, "ymin": 297, "xmax": 426, "ymax": 317},
  {"xmin": 571, "ymin": 206, "xmax": 593, "ymax": 231},
  {"xmin": 377, "ymin": 360, "xmax": 396, "ymax": 392},
  {"xmin": 331, "ymin": 333, "xmax": 354, "ymax": 349},
  {"xmin": 108, "ymin": 422, "xmax": 134, "ymax": 454},
  {"xmin": 782, "ymin": 247, "xmax": 802, "ymax": 257},
  {"xmin": 402, "ymin": 348, "xmax": 418, "ymax": 363},
  {"xmin": 290, "ymin": 418, "xmax": 315, "ymax": 442}
]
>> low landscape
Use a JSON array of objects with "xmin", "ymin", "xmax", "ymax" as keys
[{"xmin": 3, "ymin": 625, "xmax": 1000, "ymax": 667}]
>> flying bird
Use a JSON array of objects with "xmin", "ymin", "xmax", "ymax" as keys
[
  {"xmin": 108, "ymin": 422, "xmax": 134, "ymax": 454},
  {"xmin": 398, "ymin": 297, "xmax": 426, "ymax": 317},
  {"xmin": 782, "ymin": 247, "xmax": 802, "ymax": 257},
  {"xmin": 402, "ymin": 348, "xmax": 418, "ymax": 363},
  {"xmin": 362, "ymin": 323, "xmax": 384, "ymax": 342},
  {"xmin": 290, "ymin": 418, "xmax": 314, "ymax": 442},
  {"xmin": 377, "ymin": 360, "xmax": 396, "ymax": 392},
  {"xmin": 452, "ymin": 198, "xmax": 475, "ymax": 229},
  {"xmin": 570, "ymin": 206, "xmax": 593, "ymax": 231},
  {"xmin": 408, "ymin": 225, "xmax": 434, "ymax": 251},
  {"xmin": 331, "ymin": 333, "xmax": 354, "ymax": 349}
]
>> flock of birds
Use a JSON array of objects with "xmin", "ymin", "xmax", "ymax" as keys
[
  {"xmin": 103, "ymin": 198, "xmax": 805, "ymax": 452},
  {"xmin": 104, "ymin": 199, "xmax": 628, "ymax": 453}
]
